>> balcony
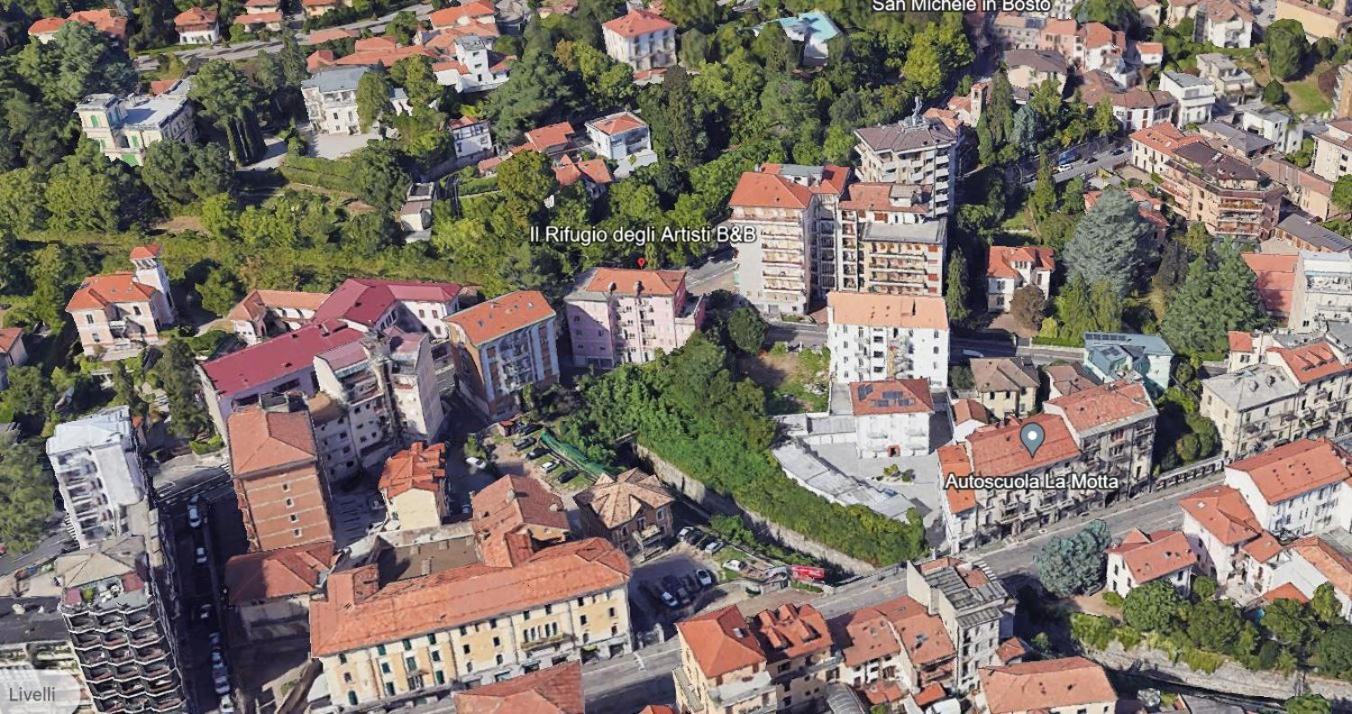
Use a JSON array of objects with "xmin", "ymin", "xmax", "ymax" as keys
[{"xmin": 520, "ymin": 632, "xmax": 574, "ymax": 653}]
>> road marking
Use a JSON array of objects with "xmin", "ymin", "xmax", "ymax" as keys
[{"xmin": 635, "ymin": 655, "xmax": 645, "ymax": 670}]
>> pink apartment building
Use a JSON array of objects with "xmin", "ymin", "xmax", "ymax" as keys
[
  {"xmin": 564, "ymin": 268, "xmax": 705, "ymax": 369},
  {"xmin": 66, "ymin": 245, "xmax": 175, "ymax": 359}
]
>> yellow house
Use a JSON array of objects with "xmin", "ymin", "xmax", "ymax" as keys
[{"xmin": 379, "ymin": 442, "xmax": 448, "ymax": 531}]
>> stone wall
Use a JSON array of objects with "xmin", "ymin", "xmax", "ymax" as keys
[
  {"xmin": 1089, "ymin": 643, "xmax": 1352, "ymax": 706},
  {"xmin": 638, "ymin": 446, "xmax": 879, "ymax": 576}
]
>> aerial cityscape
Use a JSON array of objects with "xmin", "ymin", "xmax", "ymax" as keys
[{"xmin": 0, "ymin": 0, "xmax": 1348, "ymax": 712}]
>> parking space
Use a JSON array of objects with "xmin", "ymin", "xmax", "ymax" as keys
[{"xmin": 329, "ymin": 485, "xmax": 386, "ymax": 546}]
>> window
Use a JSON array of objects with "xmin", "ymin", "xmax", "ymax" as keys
[
  {"xmin": 338, "ymin": 654, "xmax": 347, "ymax": 664},
  {"xmin": 608, "ymin": 607, "xmax": 616, "ymax": 618},
  {"xmin": 434, "ymin": 670, "xmax": 445, "ymax": 685},
  {"xmin": 381, "ymin": 663, "xmax": 391, "ymax": 674},
  {"xmin": 377, "ymin": 645, "xmax": 387, "ymax": 656},
  {"xmin": 289, "ymin": 514, "xmax": 299, "ymax": 523},
  {"xmin": 281, "ymin": 483, "xmax": 291, "ymax": 492},
  {"xmin": 292, "ymin": 528, "xmax": 302, "ymax": 538},
  {"xmin": 580, "ymin": 615, "xmax": 588, "ymax": 626},
  {"xmin": 427, "ymin": 634, "xmax": 437, "ymax": 645},
  {"xmin": 402, "ymin": 639, "xmax": 412, "ymax": 650},
  {"xmin": 492, "ymin": 636, "xmax": 500, "ymax": 648},
  {"xmin": 432, "ymin": 651, "xmax": 441, "ymax": 663},
  {"xmin": 495, "ymin": 654, "xmax": 504, "ymax": 665},
  {"xmin": 343, "ymin": 673, "xmax": 352, "ymax": 683},
  {"xmin": 405, "ymin": 657, "xmax": 417, "ymax": 671},
  {"xmin": 544, "ymin": 605, "xmax": 552, "ymax": 615},
  {"xmin": 347, "ymin": 692, "xmax": 357, "ymax": 706},
  {"xmin": 385, "ymin": 683, "xmax": 395, "ymax": 697},
  {"xmin": 85, "ymin": 314, "xmax": 94, "ymax": 325},
  {"xmin": 462, "ymin": 645, "xmax": 470, "ymax": 655},
  {"xmin": 285, "ymin": 498, "xmax": 294, "ymax": 507}
]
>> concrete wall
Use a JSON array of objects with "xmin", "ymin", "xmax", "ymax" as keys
[
  {"xmin": 1089, "ymin": 642, "xmax": 1352, "ymax": 706},
  {"xmin": 638, "ymin": 446, "xmax": 879, "ymax": 576}
]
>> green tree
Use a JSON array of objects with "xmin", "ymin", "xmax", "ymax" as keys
[
  {"xmin": 0, "ymin": 168, "xmax": 48, "ymax": 235},
  {"xmin": 201, "ymin": 193, "xmax": 239, "ymax": 240},
  {"xmin": 42, "ymin": 22, "xmax": 138, "ymax": 105},
  {"xmin": 189, "ymin": 60, "xmax": 262, "ymax": 127},
  {"xmin": 1, "ymin": 366, "xmax": 57, "ymax": 436},
  {"xmin": 1265, "ymin": 19, "xmax": 1309, "ymax": 81},
  {"xmin": 28, "ymin": 243, "xmax": 92, "ymax": 330},
  {"xmin": 1187, "ymin": 598, "xmax": 1248, "ymax": 653},
  {"xmin": 1035, "ymin": 520, "xmax": 1111, "ymax": 597},
  {"xmin": 1029, "ymin": 156, "xmax": 1058, "ymax": 224},
  {"xmin": 110, "ymin": 360, "xmax": 147, "ymax": 422},
  {"xmin": 1063, "ymin": 188, "xmax": 1147, "ymax": 297},
  {"xmin": 141, "ymin": 141, "xmax": 234, "ymax": 208},
  {"xmin": 157, "ymin": 339, "xmax": 211, "ymax": 438},
  {"xmin": 727, "ymin": 306, "xmax": 767, "ymax": 354},
  {"xmin": 1092, "ymin": 97, "xmax": 1118, "ymax": 136},
  {"xmin": 1160, "ymin": 245, "xmax": 1267, "ymax": 355},
  {"xmin": 1332, "ymin": 175, "xmax": 1352, "ymax": 214},
  {"xmin": 1315, "ymin": 627, "xmax": 1352, "ymax": 677},
  {"xmin": 482, "ymin": 48, "xmax": 575, "ymax": 143},
  {"xmin": 0, "ymin": 232, "xmax": 29, "ymax": 296},
  {"xmin": 1285, "ymin": 695, "xmax": 1332, "ymax": 714},
  {"xmin": 1313, "ymin": 583, "xmax": 1345, "ymax": 625},
  {"xmin": 196, "ymin": 267, "xmax": 245, "ymax": 317},
  {"xmin": 46, "ymin": 140, "xmax": 149, "ymax": 231},
  {"xmin": 1123, "ymin": 580, "xmax": 1181, "ymax": 632},
  {"xmin": 0, "ymin": 432, "xmax": 55, "ymax": 553},
  {"xmin": 356, "ymin": 70, "xmax": 394, "ymax": 132},
  {"xmin": 1193, "ymin": 575, "xmax": 1218, "ymax": 600},
  {"xmin": 945, "ymin": 247, "xmax": 970, "ymax": 324},
  {"xmin": 1264, "ymin": 598, "xmax": 1316, "ymax": 653},
  {"xmin": 1262, "ymin": 80, "xmax": 1287, "ymax": 105},
  {"xmin": 1010, "ymin": 285, "xmax": 1046, "ymax": 331},
  {"xmin": 385, "ymin": 10, "xmax": 420, "ymax": 43},
  {"xmin": 351, "ymin": 142, "xmax": 410, "ymax": 214},
  {"xmin": 498, "ymin": 149, "xmax": 557, "ymax": 227},
  {"xmin": 902, "ymin": 24, "xmax": 945, "ymax": 99}
]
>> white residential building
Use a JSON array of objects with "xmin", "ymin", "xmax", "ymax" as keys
[
  {"xmin": 601, "ymin": 8, "xmax": 676, "ymax": 73},
  {"xmin": 849, "ymin": 379, "xmax": 935, "ymax": 458},
  {"xmin": 433, "ymin": 35, "xmax": 511, "ymax": 93},
  {"xmin": 45, "ymin": 407, "xmax": 147, "ymax": 550},
  {"xmin": 826, "ymin": 291, "xmax": 949, "ymax": 390},
  {"xmin": 1106, "ymin": 529, "xmax": 1197, "ymax": 598},
  {"xmin": 75, "ymin": 90, "xmax": 196, "ymax": 166},
  {"xmin": 985, "ymin": 246, "xmax": 1054, "ymax": 313},
  {"xmin": 1313, "ymin": 118, "xmax": 1352, "ymax": 184},
  {"xmin": 301, "ymin": 66, "xmax": 409, "ymax": 135},
  {"xmin": 1291, "ymin": 251, "xmax": 1352, "ymax": 331},
  {"xmin": 1222, "ymin": 438, "xmax": 1350, "ymax": 539},
  {"xmin": 450, "ymin": 116, "xmax": 493, "ymax": 162},
  {"xmin": 853, "ymin": 113, "xmax": 959, "ymax": 217},
  {"xmin": 585, "ymin": 111, "xmax": 657, "ymax": 177},
  {"xmin": 1159, "ymin": 71, "xmax": 1216, "ymax": 127},
  {"xmin": 173, "ymin": 7, "xmax": 218, "ymax": 43},
  {"xmin": 1266, "ymin": 533, "xmax": 1352, "ymax": 620}
]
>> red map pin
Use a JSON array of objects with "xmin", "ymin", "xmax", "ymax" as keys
[{"xmin": 636, "ymin": 257, "xmax": 647, "ymax": 268}]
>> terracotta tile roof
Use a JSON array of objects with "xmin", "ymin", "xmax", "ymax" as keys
[
  {"xmin": 837, "ymin": 595, "xmax": 953, "ymax": 668},
  {"xmin": 1273, "ymin": 343, "xmax": 1351, "ymax": 385},
  {"xmin": 379, "ymin": 442, "xmax": 447, "ymax": 498},
  {"xmin": 1227, "ymin": 438, "xmax": 1350, "ymax": 504},
  {"xmin": 1178, "ymin": 484, "xmax": 1261, "ymax": 545},
  {"xmin": 759, "ymin": 163, "xmax": 850, "ymax": 196},
  {"xmin": 965, "ymin": 413, "xmax": 1080, "ymax": 476},
  {"xmin": 827, "ymin": 291, "xmax": 949, "ymax": 331},
  {"xmin": 174, "ymin": 7, "xmax": 217, "ymax": 27},
  {"xmin": 952, "ymin": 398, "xmax": 992, "ymax": 426},
  {"xmin": 429, "ymin": 0, "xmax": 497, "ymax": 28},
  {"xmin": 305, "ymin": 27, "xmax": 357, "ymax": 41},
  {"xmin": 447, "ymin": 290, "xmax": 554, "ymax": 346},
  {"xmin": 236, "ymin": 10, "xmax": 282, "ymax": 23},
  {"xmin": 914, "ymin": 682, "xmax": 947, "ymax": 707},
  {"xmin": 1044, "ymin": 363, "xmax": 1098, "ymax": 397},
  {"xmin": 840, "ymin": 182, "xmax": 930, "ymax": 213},
  {"xmin": 453, "ymin": 661, "xmax": 583, "ymax": 714},
  {"xmin": 588, "ymin": 111, "xmax": 646, "ymax": 136},
  {"xmin": 1228, "ymin": 330, "xmax": 1255, "ymax": 353},
  {"xmin": 971, "ymin": 358, "xmax": 1039, "ymax": 392},
  {"xmin": 849, "ymin": 379, "xmax": 934, "ymax": 416},
  {"xmin": 34, "ymin": 9, "xmax": 127, "ymax": 38},
  {"xmin": 676, "ymin": 606, "xmax": 766, "ymax": 678},
  {"xmin": 728, "ymin": 170, "xmax": 813, "ymax": 210},
  {"xmin": 979, "ymin": 657, "xmax": 1116, "ymax": 714},
  {"xmin": 753, "ymin": 603, "xmax": 833, "ymax": 662},
  {"xmin": 311, "ymin": 278, "xmax": 459, "ymax": 327},
  {"xmin": 28, "ymin": 16, "xmax": 66, "ymax": 34},
  {"xmin": 996, "ymin": 637, "xmax": 1033, "ymax": 665},
  {"xmin": 1290, "ymin": 536, "xmax": 1352, "ymax": 596},
  {"xmin": 639, "ymin": 706, "xmax": 677, "ymax": 714},
  {"xmin": 1265, "ymin": 582, "xmax": 1310, "ymax": 604},
  {"xmin": 335, "ymin": 43, "xmax": 438, "ymax": 67},
  {"xmin": 602, "ymin": 8, "xmax": 674, "ymax": 38},
  {"xmin": 472, "ymin": 475, "xmax": 569, "ymax": 566},
  {"xmin": 1107, "ymin": 529, "xmax": 1197, "ymax": 584},
  {"xmin": 225, "ymin": 540, "xmax": 337, "ymax": 605},
  {"xmin": 986, "ymin": 245, "xmax": 1055, "ymax": 279},
  {"xmin": 66, "ymin": 274, "xmax": 157, "ymax": 312},
  {"xmin": 227, "ymin": 406, "xmax": 318, "ymax": 477},
  {"xmin": 1045, "ymin": 380, "xmax": 1154, "ymax": 436},
  {"xmin": 1242, "ymin": 532, "xmax": 1282, "ymax": 563},
  {"xmin": 519, "ymin": 122, "xmax": 575, "ymax": 153},
  {"xmin": 202, "ymin": 320, "xmax": 365, "ymax": 396},
  {"xmin": 1129, "ymin": 122, "xmax": 1205, "ymax": 158},
  {"xmin": 1242, "ymin": 252, "xmax": 1296, "ymax": 317},
  {"xmin": 129, "ymin": 244, "xmax": 162, "ymax": 260},
  {"xmin": 938, "ymin": 443, "xmax": 976, "ymax": 514},
  {"xmin": 554, "ymin": 155, "xmax": 613, "ymax": 187},
  {"xmin": 1078, "ymin": 22, "xmax": 1122, "ymax": 49},
  {"xmin": 575, "ymin": 468, "xmax": 673, "ymax": 530},
  {"xmin": 0, "ymin": 327, "xmax": 23, "ymax": 355},
  {"xmin": 225, "ymin": 289, "xmax": 329, "ymax": 323},
  {"xmin": 584, "ymin": 268, "xmax": 685, "ymax": 297},
  {"xmin": 309, "ymin": 538, "xmax": 630, "ymax": 656}
]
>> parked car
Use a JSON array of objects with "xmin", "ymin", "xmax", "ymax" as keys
[
  {"xmin": 211, "ymin": 649, "xmax": 224, "ymax": 667},
  {"xmin": 558, "ymin": 470, "xmax": 578, "ymax": 483},
  {"xmin": 208, "ymin": 632, "xmax": 221, "ymax": 648},
  {"xmin": 213, "ymin": 672, "xmax": 230, "ymax": 696},
  {"xmin": 677, "ymin": 526, "xmax": 695, "ymax": 543},
  {"xmin": 725, "ymin": 559, "xmax": 746, "ymax": 573},
  {"xmin": 194, "ymin": 546, "xmax": 208, "ymax": 565},
  {"xmin": 695, "ymin": 569, "xmax": 715, "ymax": 588},
  {"xmin": 703, "ymin": 540, "xmax": 725, "ymax": 555},
  {"xmin": 465, "ymin": 456, "xmax": 487, "ymax": 469},
  {"xmin": 197, "ymin": 603, "xmax": 212, "ymax": 621},
  {"xmin": 187, "ymin": 496, "xmax": 202, "ymax": 528},
  {"xmin": 659, "ymin": 590, "xmax": 679, "ymax": 609},
  {"xmin": 541, "ymin": 460, "xmax": 560, "ymax": 473},
  {"xmin": 526, "ymin": 448, "xmax": 548, "ymax": 460},
  {"xmin": 220, "ymin": 696, "xmax": 236, "ymax": 714},
  {"xmin": 512, "ymin": 438, "xmax": 535, "ymax": 450},
  {"xmin": 516, "ymin": 422, "xmax": 540, "ymax": 435}
]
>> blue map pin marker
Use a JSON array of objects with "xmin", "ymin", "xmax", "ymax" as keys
[{"xmin": 1019, "ymin": 422, "xmax": 1045, "ymax": 458}]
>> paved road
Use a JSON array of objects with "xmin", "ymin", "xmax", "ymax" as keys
[
  {"xmin": 173, "ymin": 3, "xmax": 433, "ymax": 63},
  {"xmin": 0, "ymin": 527, "xmax": 72, "ymax": 579}
]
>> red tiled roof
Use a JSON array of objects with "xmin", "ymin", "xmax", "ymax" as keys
[
  {"xmin": 574, "ymin": 468, "xmax": 673, "ymax": 530},
  {"xmin": 174, "ymin": 7, "xmax": 217, "ymax": 27},
  {"xmin": 429, "ymin": 0, "xmax": 496, "ymax": 28},
  {"xmin": 225, "ymin": 289, "xmax": 328, "ymax": 323},
  {"xmin": 1228, "ymin": 330, "xmax": 1255, "ymax": 353},
  {"xmin": 952, "ymin": 398, "xmax": 991, "ymax": 425},
  {"xmin": 236, "ymin": 10, "xmax": 282, "ymax": 24},
  {"xmin": 760, "ymin": 163, "xmax": 850, "ymax": 196},
  {"xmin": 677, "ymin": 606, "xmax": 766, "ymax": 678},
  {"xmin": 553, "ymin": 155, "xmax": 613, "ymax": 187},
  {"xmin": 311, "ymin": 277, "xmax": 460, "ymax": 327},
  {"xmin": 447, "ymin": 290, "xmax": 555, "ymax": 345},
  {"xmin": 1289, "ymin": 536, "xmax": 1352, "ymax": 596},
  {"xmin": 728, "ymin": 170, "xmax": 813, "ymax": 209},
  {"xmin": 979, "ymin": 657, "xmax": 1117, "ymax": 714},
  {"xmin": 850, "ymin": 379, "xmax": 934, "ymax": 416},
  {"xmin": 66, "ymin": 274, "xmax": 157, "ymax": 312},
  {"xmin": 914, "ymin": 682, "xmax": 947, "ymax": 707},
  {"xmin": 996, "ymin": 637, "xmax": 1033, "ymax": 665},
  {"xmin": 227, "ymin": 406, "xmax": 318, "ymax": 477},
  {"xmin": 519, "ymin": 122, "xmax": 575, "ymax": 153},
  {"xmin": 827, "ymin": 291, "xmax": 948, "ymax": 331},
  {"xmin": 453, "ymin": 661, "xmax": 583, "ymax": 714},
  {"xmin": 225, "ymin": 541, "xmax": 336, "ymax": 605},
  {"xmin": 1178, "ymin": 484, "xmax": 1261, "ymax": 545},
  {"xmin": 966, "ymin": 413, "xmax": 1080, "ymax": 476},
  {"xmin": 752, "ymin": 603, "xmax": 833, "ymax": 663},
  {"xmin": 1129, "ymin": 122, "xmax": 1205, "ymax": 158},
  {"xmin": 28, "ymin": 16, "xmax": 66, "ymax": 34},
  {"xmin": 310, "ymin": 538, "xmax": 631, "ymax": 657},
  {"xmin": 1241, "ymin": 252, "xmax": 1296, "ymax": 318},
  {"xmin": 986, "ymin": 246, "xmax": 1055, "ymax": 279},
  {"xmin": 1273, "ymin": 343, "xmax": 1352, "ymax": 385},
  {"xmin": 379, "ymin": 442, "xmax": 447, "ymax": 498},
  {"xmin": 1228, "ymin": 438, "xmax": 1350, "ymax": 504},
  {"xmin": 202, "ymin": 320, "xmax": 365, "ymax": 396},
  {"xmin": 602, "ymin": 8, "xmax": 674, "ymax": 38},
  {"xmin": 589, "ymin": 111, "xmax": 646, "ymax": 136},
  {"xmin": 1265, "ymin": 582, "xmax": 1310, "ymax": 604},
  {"xmin": 1045, "ymin": 380, "xmax": 1154, "ymax": 435},
  {"xmin": 1106, "ymin": 529, "xmax": 1197, "ymax": 584},
  {"xmin": 938, "ymin": 443, "xmax": 976, "ymax": 514},
  {"xmin": 129, "ymin": 244, "xmax": 162, "ymax": 260},
  {"xmin": 584, "ymin": 268, "xmax": 685, "ymax": 296},
  {"xmin": 1242, "ymin": 532, "xmax": 1282, "ymax": 563},
  {"xmin": 472, "ymin": 475, "xmax": 569, "ymax": 566},
  {"xmin": 0, "ymin": 327, "xmax": 23, "ymax": 355}
]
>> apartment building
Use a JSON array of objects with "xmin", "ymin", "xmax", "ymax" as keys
[
  {"xmin": 1312, "ymin": 118, "xmax": 1352, "ymax": 184},
  {"xmin": 451, "ymin": 116, "xmax": 493, "ymax": 163},
  {"xmin": 1179, "ymin": 483, "xmax": 1266, "ymax": 588},
  {"xmin": 1291, "ymin": 251, "xmax": 1352, "ymax": 330},
  {"xmin": 1156, "ymin": 140, "xmax": 1282, "ymax": 241},
  {"xmin": 67, "ymin": 245, "xmax": 175, "ymax": 359},
  {"xmin": 1159, "ymin": 71, "xmax": 1216, "ymax": 126},
  {"xmin": 969, "ymin": 358, "xmax": 1039, "ymax": 420},
  {"xmin": 1129, "ymin": 122, "xmax": 1206, "ymax": 176},
  {"xmin": 825, "ymin": 291, "xmax": 949, "ymax": 390},
  {"xmin": 834, "ymin": 594, "xmax": 955, "ymax": 696},
  {"xmin": 977, "ymin": 657, "xmax": 1117, "ymax": 714},
  {"xmin": 728, "ymin": 164, "xmax": 849, "ymax": 314},
  {"xmin": 302, "ymin": 67, "xmax": 389, "ymax": 135},
  {"xmin": 585, "ymin": 111, "xmax": 657, "ymax": 177},
  {"xmin": 564, "ymin": 268, "xmax": 705, "ymax": 369},
  {"xmin": 432, "ymin": 35, "xmax": 512, "ymax": 93},
  {"xmin": 1105, "ymin": 528, "xmax": 1197, "ymax": 597},
  {"xmin": 575, "ymin": 468, "xmax": 675, "ymax": 557},
  {"xmin": 992, "ymin": 12, "xmax": 1044, "ymax": 49},
  {"xmin": 1259, "ymin": 162, "xmax": 1339, "ymax": 222},
  {"xmin": 674, "ymin": 603, "xmax": 837, "ymax": 714},
  {"xmin": 46, "ymin": 407, "xmax": 146, "ymax": 550},
  {"xmin": 1003, "ymin": 48, "xmax": 1069, "ymax": 95},
  {"xmin": 447, "ymin": 290, "xmax": 559, "ymax": 420},
  {"xmin": 0, "ymin": 596, "xmax": 89, "ymax": 707},
  {"xmin": 985, "ymin": 246, "xmax": 1053, "ymax": 313},
  {"xmin": 226, "ymin": 290, "xmax": 329, "ymax": 346},
  {"xmin": 1276, "ymin": 214, "xmax": 1352, "ymax": 254},
  {"xmin": 850, "ymin": 379, "xmax": 935, "ymax": 458},
  {"xmin": 1195, "ymin": 53, "xmax": 1257, "ymax": 101},
  {"xmin": 905, "ymin": 557, "xmax": 1014, "ymax": 692},
  {"xmin": 57, "ymin": 532, "xmax": 188, "ymax": 714},
  {"xmin": 228, "ymin": 400, "xmax": 335, "ymax": 552},
  {"xmin": 941, "ymin": 381, "xmax": 1157, "ymax": 550},
  {"xmin": 1222, "ymin": 438, "xmax": 1350, "ymax": 539},
  {"xmin": 224, "ymin": 540, "xmax": 337, "ymax": 643},
  {"xmin": 1201, "ymin": 325, "xmax": 1352, "ymax": 458},
  {"xmin": 1274, "ymin": 0, "xmax": 1351, "ymax": 41},
  {"xmin": 854, "ymin": 113, "xmax": 958, "ymax": 217},
  {"xmin": 601, "ymin": 8, "xmax": 676, "ymax": 72},
  {"xmin": 1083, "ymin": 332, "xmax": 1173, "ymax": 396},
  {"xmin": 1191, "ymin": 0, "xmax": 1253, "ymax": 47},
  {"xmin": 76, "ymin": 90, "xmax": 195, "ymax": 165},
  {"xmin": 833, "ymin": 183, "xmax": 946, "ymax": 296},
  {"xmin": 310, "ymin": 538, "xmax": 632, "ymax": 707},
  {"xmin": 378, "ymin": 442, "xmax": 448, "ymax": 531},
  {"xmin": 1266, "ymin": 534, "xmax": 1352, "ymax": 620},
  {"xmin": 471, "ymin": 475, "xmax": 571, "ymax": 567}
]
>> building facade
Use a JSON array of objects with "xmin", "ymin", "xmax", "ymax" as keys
[
  {"xmin": 826, "ymin": 291, "xmax": 949, "ymax": 390},
  {"xmin": 601, "ymin": 9, "xmax": 676, "ymax": 72},
  {"xmin": 227, "ymin": 400, "xmax": 335, "ymax": 552},
  {"xmin": 446, "ymin": 290, "xmax": 559, "ymax": 421},
  {"xmin": 834, "ymin": 182, "xmax": 945, "ymax": 297},
  {"xmin": 66, "ymin": 246, "xmax": 175, "ymax": 359},
  {"xmin": 76, "ymin": 92, "xmax": 195, "ymax": 165},
  {"xmin": 46, "ymin": 407, "xmax": 147, "ymax": 550},
  {"xmin": 564, "ymin": 268, "xmax": 704, "ymax": 369},
  {"xmin": 854, "ymin": 115, "xmax": 958, "ymax": 218}
]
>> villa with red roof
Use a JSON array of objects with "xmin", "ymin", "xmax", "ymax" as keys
[
  {"xmin": 1179, "ymin": 483, "xmax": 1269, "ymax": 589},
  {"xmin": 985, "ymin": 246, "xmax": 1054, "ymax": 313},
  {"xmin": 428, "ymin": 0, "xmax": 498, "ymax": 34},
  {"xmin": 849, "ymin": 379, "xmax": 936, "ymax": 457},
  {"xmin": 1106, "ymin": 528, "xmax": 1197, "ymax": 597},
  {"xmin": 29, "ymin": 9, "xmax": 127, "ymax": 43},
  {"xmin": 66, "ymin": 246, "xmax": 175, "ymax": 359},
  {"xmin": 446, "ymin": 290, "xmax": 559, "ymax": 420},
  {"xmin": 234, "ymin": 0, "xmax": 284, "ymax": 32},
  {"xmin": 602, "ymin": 8, "xmax": 676, "ymax": 74},
  {"xmin": 977, "ymin": 657, "xmax": 1117, "ymax": 714},
  {"xmin": 585, "ymin": 111, "xmax": 657, "ymax": 177},
  {"xmin": 1266, "ymin": 534, "xmax": 1352, "ymax": 621},
  {"xmin": 0, "ymin": 327, "xmax": 28, "ymax": 391},
  {"xmin": 563, "ymin": 267, "xmax": 704, "ymax": 369},
  {"xmin": 173, "ymin": 7, "xmax": 218, "ymax": 44}
]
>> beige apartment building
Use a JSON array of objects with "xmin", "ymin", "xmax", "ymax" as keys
[
  {"xmin": 674, "ymin": 603, "xmax": 838, "ymax": 714},
  {"xmin": 1313, "ymin": 118, "xmax": 1352, "ymax": 184},
  {"xmin": 1203, "ymin": 325, "xmax": 1352, "ymax": 458},
  {"xmin": 728, "ymin": 164, "xmax": 848, "ymax": 315},
  {"xmin": 834, "ymin": 183, "xmax": 946, "ymax": 296},
  {"xmin": 1156, "ymin": 141, "xmax": 1282, "ymax": 241},
  {"xmin": 447, "ymin": 290, "xmax": 559, "ymax": 421},
  {"xmin": 969, "ymin": 358, "xmax": 1040, "ymax": 419},
  {"xmin": 854, "ymin": 113, "xmax": 958, "ymax": 218},
  {"xmin": 378, "ymin": 442, "xmax": 448, "ymax": 531},
  {"xmin": 228, "ymin": 399, "xmax": 335, "ymax": 552},
  {"xmin": 310, "ymin": 538, "xmax": 632, "ymax": 707},
  {"xmin": 904, "ymin": 556, "xmax": 1015, "ymax": 692}
]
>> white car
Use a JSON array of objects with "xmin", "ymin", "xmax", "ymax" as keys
[
  {"xmin": 725, "ymin": 559, "xmax": 745, "ymax": 573},
  {"xmin": 466, "ymin": 456, "xmax": 487, "ymax": 469},
  {"xmin": 198, "ymin": 604, "xmax": 212, "ymax": 621},
  {"xmin": 211, "ymin": 649, "xmax": 224, "ymax": 667},
  {"xmin": 695, "ymin": 569, "xmax": 715, "ymax": 587},
  {"xmin": 541, "ymin": 460, "xmax": 560, "ymax": 473},
  {"xmin": 194, "ymin": 546, "xmax": 208, "ymax": 564},
  {"xmin": 659, "ymin": 591, "xmax": 679, "ymax": 608},
  {"xmin": 187, "ymin": 503, "xmax": 202, "ymax": 529},
  {"xmin": 213, "ymin": 672, "xmax": 230, "ymax": 696},
  {"xmin": 220, "ymin": 696, "xmax": 236, "ymax": 714}
]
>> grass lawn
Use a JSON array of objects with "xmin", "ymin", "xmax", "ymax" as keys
[
  {"xmin": 1285, "ymin": 79, "xmax": 1332, "ymax": 117},
  {"xmin": 739, "ymin": 345, "xmax": 830, "ymax": 415}
]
